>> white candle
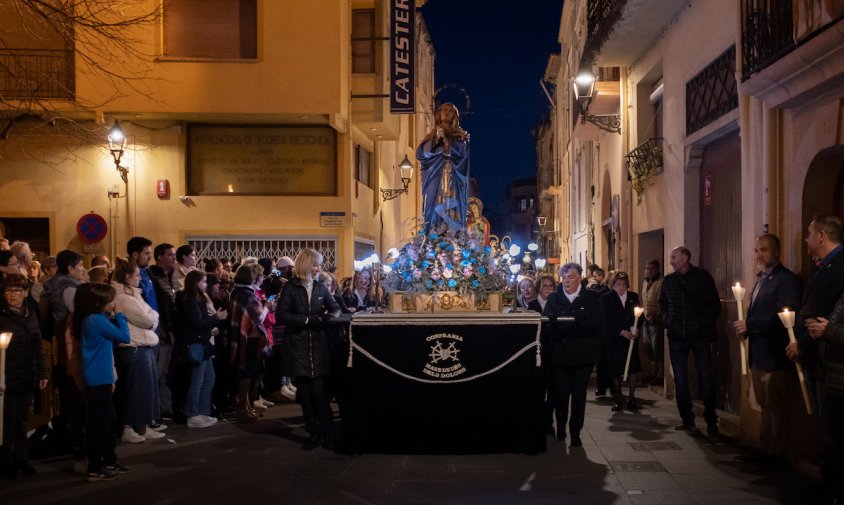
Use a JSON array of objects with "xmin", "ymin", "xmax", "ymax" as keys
[
  {"xmin": 0, "ymin": 331, "xmax": 11, "ymax": 446},
  {"xmin": 732, "ymin": 282, "xmax": 746, "ymax": 321},
  {"xmin": 733, "ymin": 283, "xmax": 748, "ymax": 375},
  {"xmin": 778, "ymin": 309, "xmax": 813, "ymax": 415},
  {"xmin": 624, "ymin": 307, "xmax": 645, "ymax": 381}
]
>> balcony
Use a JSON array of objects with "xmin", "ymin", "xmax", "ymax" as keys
[
  {"xmin": 582, "ymin": 0, "xmax": 688, "ymax": 67},
  {"xmin": 741, "ymin": 0, "xmax": 795, "ymax": 80},
  {"xmin": 0, "ymin": 48, "xmax": 74, "ymax": 100},
  {"xmin": 625, "ymin": 137, "xmax": 663, "ymax": 203},
  {"xmin": 740, "ymin": 1, "xmax": 844, "ymax": 108}
]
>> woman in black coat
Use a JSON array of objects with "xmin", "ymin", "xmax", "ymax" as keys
[
  {"xmin": 278, "ymin": 249, "xmax": 340, "ymax": 451},
  {"xmin": 0, "ymin": 274, "xmax": 48, "ymax": 480},
  {"xmin": 542, "ymin": 263, "xmax": 602, "ymax": 448},
  {"xmin": 177, "ymin": 270, "xmax": 227, "ymax": 428},
  {"xmin": 600, "ymin": 271, "xmax": 642, "ymax": 412}
]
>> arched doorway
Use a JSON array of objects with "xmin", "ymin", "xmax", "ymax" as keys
[{"xmin": 800, "ymin": 145, "xmax": 844, "ymax": 279}]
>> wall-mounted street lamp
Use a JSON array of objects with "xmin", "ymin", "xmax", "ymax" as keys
[
  {"xmin": 572, "ymin": 70, "xmax": 621, "ymax": 135},
  {"xmin": 108, "ymin": 120, "xmax": 129, "ymax": 183},
  {"xmin": 380, "ymin": 154, "xmax": 414, "ymax": 201}
]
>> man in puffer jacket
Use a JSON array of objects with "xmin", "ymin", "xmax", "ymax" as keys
[{"xmin": 658, "ymin": 246, "xmax": 721, "ymax": 437}]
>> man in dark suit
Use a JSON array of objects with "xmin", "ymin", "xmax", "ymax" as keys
[
  {"xmin": 542, "ymin": 262, "xmax": 602, "ymax": 448},
  {"xmin": 786, "ymin": 214, "xmax": 844, "ymax": 498},
  {"xmin": 733, "ymin": 234, "xmax": 801, "ymax": 465}
]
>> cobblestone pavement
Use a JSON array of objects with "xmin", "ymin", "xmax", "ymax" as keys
[{"xmin": 0, "ymin": 387, "xmax": 813, "ymax": 505}]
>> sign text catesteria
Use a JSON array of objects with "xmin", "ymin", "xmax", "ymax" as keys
[
  {"xmin": 187, "ymin": 125, "xmax": 336, "ymax": 195},
  {"xmin": 390, "ymin": 0, "xmax": 415, "ymax": 113}
]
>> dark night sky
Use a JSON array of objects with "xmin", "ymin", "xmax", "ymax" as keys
[{"xmin": 419, "ymin": 0, "xmax": 563, "ymax": 230}]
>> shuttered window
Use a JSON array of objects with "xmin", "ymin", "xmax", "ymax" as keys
[
  {"xmin": 352, "ymin": 9, "xmax": 376, "ymax": 73},
  {"xmin": 163, "ymin": 0, "xmax": 257, "ymax": 59}
]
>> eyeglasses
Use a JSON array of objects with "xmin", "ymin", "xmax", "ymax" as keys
[{"xmin": 4, "ymin": 288, "xmax": 26, "ymax": 294}]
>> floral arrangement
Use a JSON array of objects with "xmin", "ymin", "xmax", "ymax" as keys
[{"xmin": 382, "ymin": 227, "xmax": 510, "ymax": 296}]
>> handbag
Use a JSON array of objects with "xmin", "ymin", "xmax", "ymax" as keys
[{"xmin": 187, "ymin": 342, "xmax": 205, "ymax": 365}]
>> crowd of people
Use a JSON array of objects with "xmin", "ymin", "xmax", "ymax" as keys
[
  {"xmin": 0, "ymin": 236, "xmax": 363, "ymax": 483},
  {"xmin": 1, "ymin": 214, "xmax": 843, "ymax": 502},
  {"xmin": 531, "ymin": 214, "xmax": 843, "ymax": 505}
]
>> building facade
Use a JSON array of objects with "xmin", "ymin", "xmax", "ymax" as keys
[
  {"xmin": 543, "ymin": 0, "xmax": 844, "ymax": 468},
  {"xmin": 0, "ymin": 0, "xmax": 434, "ymax": 278}
]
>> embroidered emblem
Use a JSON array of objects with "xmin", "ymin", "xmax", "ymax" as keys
[{"xmin": 423, "ymin": 333, "xmax": 466, "ymax": 379}]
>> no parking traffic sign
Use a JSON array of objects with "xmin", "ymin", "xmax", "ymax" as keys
[{"xmin": 77, "ymin": 213, "xmax": 108, "ymax": 244}]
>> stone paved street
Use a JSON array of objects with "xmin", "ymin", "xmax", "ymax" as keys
[{"xmin": 0, "ymin": 387, "xmax": 813, "ymax": 505}]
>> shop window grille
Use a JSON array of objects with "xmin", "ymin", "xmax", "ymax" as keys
[{"xmin": 186, "ymin": 235, "xmax": 338, "ymax": 271}]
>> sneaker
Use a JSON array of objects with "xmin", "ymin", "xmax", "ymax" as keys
[
  {"xmin": 104, "ymin": 462, "xmax": 131, "ymax": 474},
  {"xmin": 200, "ymin": 415, "xmax": 219, "ymax": 426},
  {"xmin": 149, "ymin": 422, "xmax": 168, "ymax": 432},
  {"xmin": 287, "ymin": 383, "xmax": 297, "ymax": 393},
  {"xmin": 281, "ymin": 384, "xmax": 297, "ymax": 400},
  {"xmin": 143, "ymin": 429, "xmax": 166, "ymax": 440},
  {"xmin": 121, "ymin": 426, "xmax": 145, "ymax": 444},
  {"xmin": 87, "ymin": 469, "xmax": 120, "ymax": 482},
  {"xmin": 187, "ymin": 415, "xmax": 216, "ymax": 428}
]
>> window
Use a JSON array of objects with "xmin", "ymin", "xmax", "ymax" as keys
[
  {"xmin": 163, "ymin": 0, "xmax": 257, "ymax": 59},
  {"xmin": 355, "ymin": 144, "xmax": 372, "ymax": 188},
  {"xmin": 352, "ymin": 9, "xmax": 376, "ymax": 73}
]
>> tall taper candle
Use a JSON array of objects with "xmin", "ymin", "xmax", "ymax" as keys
[
  {"xmin": 0, "ymin": 332, "xmax": 13, "ymax": 446},
  {"xmin": 778, "ymin": 309, "xmax": 813, "ymax": 416},
  {"xmin": 732, "ymin": 282, "xmax": 748, "ymax": 375},
  {"xmin": 623, "ymin": 307, "xmax": 645, "ymax": 382}
]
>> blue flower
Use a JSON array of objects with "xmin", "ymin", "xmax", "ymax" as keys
[
  {"xmin": 484, "ymin": 246, "xmax": 491, "ymax": 254},
  {"xmin": 462, "ymin": 250, "xmax": 471, "ymax": 258},
  {"xmin": 446, "ymin": 244, "xmax": 454, "ymax": 251},
  {"xmin": 426, "ymin": 250, "xmax": 435, "ymax": 258},
  {"xmin": 437, "ymin": 279, "xmax": 445, "ymax": 287},
  {"xmin": 470, "ymin": 258, "xmax": 477, "ymax": 264},
  {"xmin": 472, "ymin": 279, "xmax": 479, "ymax": 288},
  {"xmin": 423, "ymin": 279, "xmax": 433, "ymax": 289},
  {"xmin": 439, "ymin": 241, "xmax": 447, "ymax": 248},
  {"xmin": 461, "ymin": 259, "xmax": 469, "ymax": 267},
  {"xmin": 422, "ymin": 260, "xmax": 431, "ymax": 268},
  {"xmin": 479, "ymin": 266, "xmax": 487, "ymax": 274},
  {"xmin": 448, "ymin": 279, "xmax": 457, "ymax": 288},
  {"xmin": 429, "ymin": 232, "xmax": 439, "ymax": 240},
  {"xmin": 418, "ymin": 229, "xmax": 426, "ymax": 235}
]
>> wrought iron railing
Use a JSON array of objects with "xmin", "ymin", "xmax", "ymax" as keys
[
  {"xmin": 582, "ymin": 0, "xmax": 627, "ymax": 66},
  {"xmin": 0, "ymin": 48, "xmax": 75, "ymax": 99},
  {"xmin": 626, "ymin": 138, "xmax": 663, "ymax": 204},
  {"xmin": 741, "ymin": 0, "xmax": 795, "ymax": 80},
  {"xmin": 686, "ymin": 46, "xmax": 738, "ymax": 135}
]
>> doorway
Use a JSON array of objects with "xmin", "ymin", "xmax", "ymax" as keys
[
  {"xmin": 698, "ymin": 131, "xmax": 742, "ymax": 414},
  {"xmin": 800, "ymin": 145, "xmax": 844, "ymax": 279}
]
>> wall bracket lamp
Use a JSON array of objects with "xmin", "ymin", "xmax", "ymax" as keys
[
  {"xmin": 108, "ymin": 120, "xmax": 129, "ymax": 184},
  {"xmin": 573, "ymin": 71, "xmax": 621, "ymax": 135},
  {"xmin": 380, "ymin": 154, "xmax": 414, "ymax": 201}
]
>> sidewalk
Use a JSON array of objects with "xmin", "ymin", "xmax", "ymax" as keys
[{"xmin": 0, "ymin": 387, "xmax": 813, "ymax": 505}]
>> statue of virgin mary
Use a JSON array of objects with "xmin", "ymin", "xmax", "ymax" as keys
[{"xmin": 416, "ymin": 102, "xmax": 470, "ymax": 233}]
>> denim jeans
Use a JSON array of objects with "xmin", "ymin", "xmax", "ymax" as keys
[
  {"xmin": 668, "ymin": 338, "xmax": 717, "ymax": 427},
  {"xmin": 185, "ymin": 357, "xmax": 215, "ymax": 417},
  {"xmin": 118, "ymin": 346, "xmax": 160, "ymax": 429}
]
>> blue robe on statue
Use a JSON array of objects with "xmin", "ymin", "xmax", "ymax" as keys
[{"xmin": 416, "ymin": 135, "xmax": 470, "ymax": 233}]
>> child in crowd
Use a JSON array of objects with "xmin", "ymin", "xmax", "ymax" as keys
[{"xmin": 72, "ymin": 283, "xmax": 131, "ymax": 482}]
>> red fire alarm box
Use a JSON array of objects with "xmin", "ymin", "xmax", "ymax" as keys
[{"xmin": 156, "ymin": 179, "xmax": 170, "ymax": 198}]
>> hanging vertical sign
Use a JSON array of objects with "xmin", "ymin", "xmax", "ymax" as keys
[{"xmin": 390, "ymin": 0, "xmax": 415, "ymax": 113}]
